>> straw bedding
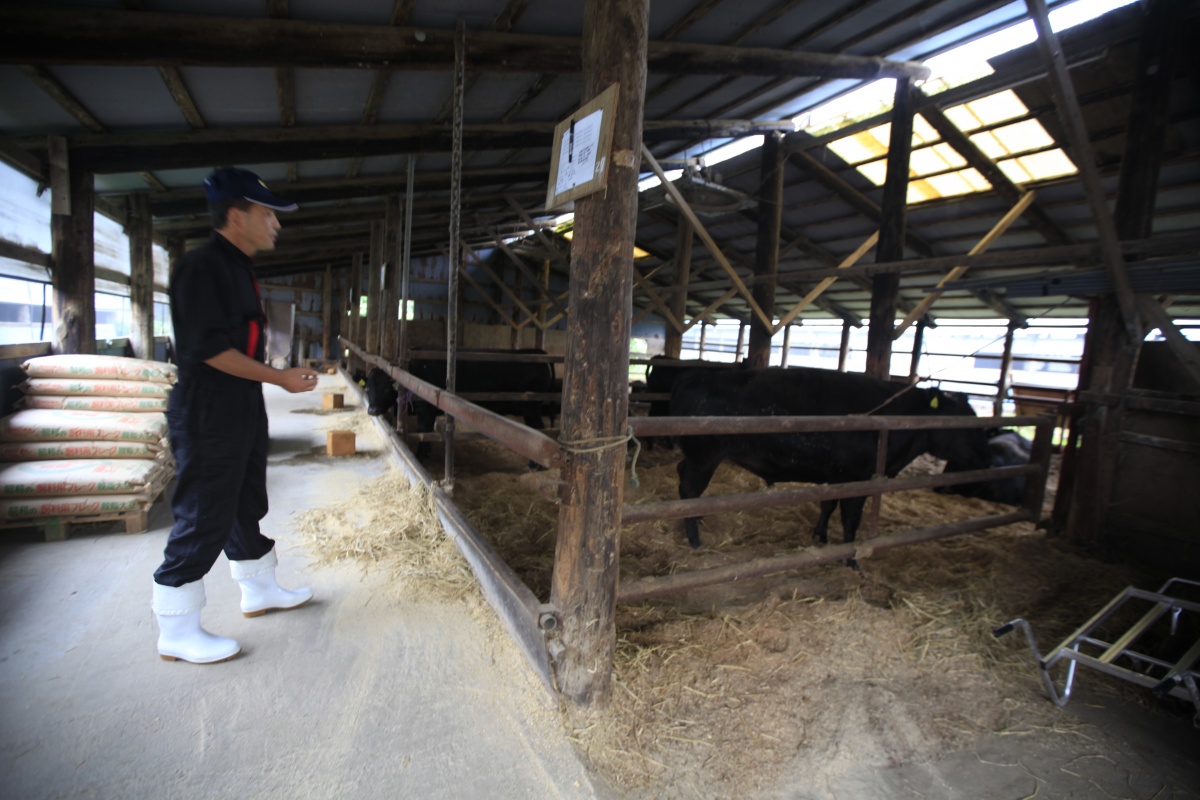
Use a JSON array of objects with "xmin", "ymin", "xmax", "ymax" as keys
[
  {"xmin": 446, "ymin": 440, "xmax": 1160, "ymax": 795},
  {"xmin": 300, "ymin": 424, "xmax": 1166, "ymax": 797}
]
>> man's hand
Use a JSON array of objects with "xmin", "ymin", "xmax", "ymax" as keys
[
  {"xmin": 204, "ymin": 349, "xmax": 319, "ymax": 392},
  {"xmin": 277, "ymin": 367, "xmax": 319, "ymax": 393}
]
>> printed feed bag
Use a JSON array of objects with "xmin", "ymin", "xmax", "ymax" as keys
[
  {"xmin": 17, "ymin": 395, "xmax": 169, "ymax": 413},
  {"xmin": 0, "ymin": 494, "xmax": 147, "ymax": 522},
  {"xmin": 0, "ymin": 440, "xmax": 164, "ymax": 462},
  {"xmin": 22, "ymin": 354, "xmax": 177, "ymax": 384},
  {"xmin": 0, "ymin": 409, "xmax": 168, "ymax": 444},
  {"xmin": 20, "ymin": 378, "xmax": 172, "ymax": 398},
  {"xmin": 0, "ymin": 459, "xmax": 166, "ymax": 498}
]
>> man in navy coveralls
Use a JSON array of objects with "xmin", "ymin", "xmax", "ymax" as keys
[{"xmin": 151, "ymin": 167, "xmax": 318, "ymax": 664}]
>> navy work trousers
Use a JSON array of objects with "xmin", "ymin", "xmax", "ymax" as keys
[{"xmin": 154, "ymin": 374, "xmax": 275, "ymax": 587}]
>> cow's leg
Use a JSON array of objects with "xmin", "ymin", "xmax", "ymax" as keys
[
  {"xmin": 677, "ymin": 454, "xmax": 722, "ymax": 548},
  {"xmin": 838, "ymin": 496, "xmax": 868, "ymax": 570},
  {"xmin": 812, "ymin": 500, "xmax": 838, "ymax": 544}
]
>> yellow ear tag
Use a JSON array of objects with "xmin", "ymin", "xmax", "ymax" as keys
[{"xmin": 930, "ymin": 396, "xmax": 939, "ymax": 409}]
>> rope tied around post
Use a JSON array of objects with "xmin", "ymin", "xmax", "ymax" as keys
[{"xmin": 557, "ymin": 425, "xmax": 643, "ymax": 488}]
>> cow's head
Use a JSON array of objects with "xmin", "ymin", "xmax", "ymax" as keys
[
  {"xmin": 364, "ymin": 367, "xmax": 399, "ymax": 416},
  {"xmin": 922, "ymin": 388, "xmax": 991, "ymax": 470}
]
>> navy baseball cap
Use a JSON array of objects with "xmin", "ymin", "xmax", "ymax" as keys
[{"xmin": 204, "ymin": 167, "xmax": 298, "ymax": 211}]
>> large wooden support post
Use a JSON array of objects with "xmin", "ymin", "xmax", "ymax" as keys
[
  {"xmin": 444, "ymin": 21, "xmax": 466, "ymax": 489},
  {"xmin": 1027, "ymin": 0, "xmax": 1140, "ymax": 344},
  {"xmin": 50, "ymin": 158, "xmax": 95, "ymax": 355},
  {"xmin": 349, "ymin": 252, "xmax": 364, "ymax": 349},
  {"xmin": 865, "ymin": 77, "xmax": 915, "ymax": 380},
  {"xmin": 838, "ymin": 320, "xmax": 852, "ymax": 372},
  {"xmin": 398, "ymin": 157, "xmax": 415, "ymax": 367},
  {"xmin": 321, "ymin": 264, "xmax": 332, "ymax": 360},
  {"xmin": 127, "ymin": 193, "xmax": 155, "ymax": 359},
  {"xmin": 380, "ymin": 197, "xmax": 398, "ymax": 360},
  {"xmin": 663, "ymin": 217, "xmax": 692, "ymax": 358},
  {"xmin": 994, "ymin": 322, "xmax": 1017, "ymax": 415},
  {"xmin": 550, "ymin": 0, "xmax": 648, "ymax": 706},
  {"xmin": 1065, "ymin": 0, "xmax": 1176, "ymax": 545},
  {"xmin": 535, "ymin": 258, "xmax": 549, "ymax": 352},
  {"xmin": 907, "ymin": 320, "xmax": 925, "ymax": 382},
  {"xmin": 747, "ymin": 131, "xmax": 784, "ymax": 368},
  {"xmin": 366, "ymin": 219, "xmax": 383, "ymax": 355}
]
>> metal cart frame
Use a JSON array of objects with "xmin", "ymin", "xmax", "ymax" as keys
[{"xmin": 995, "ymin": 578, "xmax": 1200, "ymax": 726}]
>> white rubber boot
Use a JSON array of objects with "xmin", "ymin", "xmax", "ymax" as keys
[
  {"xmin": 152, "ymin": 580, "xmax": 240, "ymax": 664},
  {"xmin": 230, "ymin": 549, "xmax": 313, "ymax": 618}
]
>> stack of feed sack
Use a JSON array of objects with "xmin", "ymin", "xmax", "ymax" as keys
[
  {"xmin": 17, "ymin": 354, "xmax": 175, "ymax": 413},
  {"xmin": 0, "ymin": 355, "xmax": 175, "ymax": 526}
]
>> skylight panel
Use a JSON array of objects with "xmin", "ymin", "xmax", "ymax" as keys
[
  {"xmin": 955, "ymin": 90, "xmax": 1029, "ymax": 129},
  {"xmin": 826, "ymin": 134, "xmax": 887, "ymax": 166},
  {"xmin": 1013, "ymin": 149, "xmax": 1078, "ymax": 181},
  {"xmin": 992, "ymin": 119, "xmax": 1055, "ymax": 153}
]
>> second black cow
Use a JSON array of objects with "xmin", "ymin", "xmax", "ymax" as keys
[
  {"xmin": 364, "ymin": 348, "xmax": 555, "ymax": 462},
  {"xmin": 936, "ymin": 428, "xmax": 1032, "ymax": 506},
  {"xmin": 669, "ymin": 366, "xmax": 992, "ymax": 558}
]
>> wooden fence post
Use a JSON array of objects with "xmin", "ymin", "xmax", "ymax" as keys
[{"xmin": 549, "ymin": 0, "xmax": 648, "ymax": 706}]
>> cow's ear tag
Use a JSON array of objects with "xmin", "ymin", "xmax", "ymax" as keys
[
  {"xmin": 358, "ymin": 380, "xmax": 366, "ymax": 387},
  {"xmin": 930, "ymin": 396, "xmax": 939, "ymax": 409}
]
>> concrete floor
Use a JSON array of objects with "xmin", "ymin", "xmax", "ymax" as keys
[
  {"xmin": 2, "ymin": 377, "xmax": 1198, "ymax": 799},
  {"xmin": 0, "ymin": 380, "xmax": 604, "ymax": 799}
]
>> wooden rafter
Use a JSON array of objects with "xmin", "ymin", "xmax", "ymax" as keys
[
  {"xmin": 893, "ymin": 192, "xmax": 1035, "ymax": 339},
  {"xmin": 0, "ymin": 8, "xmax": 930, "ymax": 82},
  {"xmin": 25, "ymin": 118, "xmax": 792, "ymax": 175},
  {"xmin": 641, "ymin": 144, "xmax": 775, "ymax": 332},
  {"xmin": 19, "ymin": 66, "xmax": 104, "ymax": 133}
]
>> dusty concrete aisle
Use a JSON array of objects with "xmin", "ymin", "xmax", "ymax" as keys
[{"xmin": 0, "ymin": 378, "xmax": 604, "ymax": 799}]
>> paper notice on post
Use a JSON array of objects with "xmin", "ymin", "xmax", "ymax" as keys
[{"xmin": 553, "ymin": 108, "xmax": 604, "ymax": 197}]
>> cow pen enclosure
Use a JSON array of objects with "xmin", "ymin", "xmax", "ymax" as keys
[
  {"xmin": 2, "ymin": 0, "xmax": 1200, "ymax": 794},
  {"xmin": 341, "ymin": 338, "xmax": 1057, "ymax": 704}
]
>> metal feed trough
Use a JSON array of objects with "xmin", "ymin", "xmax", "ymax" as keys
[{"xmin": 996, "ymin": 578, "xmax": 1200, "ymax": 727}]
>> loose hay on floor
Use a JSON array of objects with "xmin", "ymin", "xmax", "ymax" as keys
[
  {"xmin": 443, "ymin": 439, "xmax": 1171, "ymax": 797},
  {"xmin": 295, "ymin": 467, "xmax": 474, "ymax": 600}
]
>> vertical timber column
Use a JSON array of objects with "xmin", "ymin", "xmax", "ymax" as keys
[
  {"xmin": 1065, "ymin": 0, "xmax": 1175, "ymax": 544},
  {"xmin": 127, "ymin": 193, "xmax": 155, "ymax": 360},
  {"xmin": 994, "ymin": 322, "xmax": 1017, "ymax": 415},
  {"xmin": 366, "ymin": 220, "xmax": 383, "ymax": 356},
  {"xmin": 747, "ymin": 131, "xmax": 784, "ymax": 368},
  {"xmin": 865, "ymin": 77, "xmax": 915, "ymax": 380},
  {"xmin": 535, "ymin": 258, "xmax": 549, "ymax": 352},
  {"xmin": 398, "ymin": 157, "xmax": 415, "ymax": 367},
  {"xmin": 444, "ymin": 20, "xmax": 466, "ymax": 489},
  {"xmin": 663, "ymin": 216, "xmax": 692, "ymax": 358},
  {"xmin": 838, "ymin": 320, "xmax": 852, "ymax": 372},
  {"xmin": 321, "ymin": 265, "xmax": 332, "ymax": 361},
  {"xmin": 350, "ymin": 252, "xmax": 364, "ymax": 349},
  {"xmin": 550, "ymin": 0, "xmax": 648, "ymax": 705},
  {"xmin": 50, "ymin": 157, "xmax": 96, "ymax": 355},
  {"xmin": 907, "ymin": 320, "xmax": 926, "ymax": 382}
]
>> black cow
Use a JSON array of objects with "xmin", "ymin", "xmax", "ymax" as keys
[
  {"xmin": 637, "ymin": 356, "xmax": 736, "ymax": 450},
  {"xmin": 937, "ymin": 429, "xmax": 1032, "ymax": 506},
  {"xmin": 366, "ymin": 348, "xmax": 555, "ymax": 463},
  {"xmin": 364, "ymin": 367, "xmax": 397, "ymax": 416},
  {"xmin": 670, "ymin": 367, "xmax": 992, "ymax": 559}
]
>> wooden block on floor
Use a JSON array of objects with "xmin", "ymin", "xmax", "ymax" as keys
[
  {"xmin": 327, "ymin": 430, "xmax": 356, "ymax": 456},
  {"xmin": 322, "ymin": 393, "xmax": 344, "ymax": 409}
]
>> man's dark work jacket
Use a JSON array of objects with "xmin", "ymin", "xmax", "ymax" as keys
[{"xmin": 169, "ymin": 231, "xmax": 267, "ymax": 389}]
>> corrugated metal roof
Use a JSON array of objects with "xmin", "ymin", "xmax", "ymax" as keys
[{"xmin": 0, "ymin": 0, "xmax": 1194, "ymax": 327}]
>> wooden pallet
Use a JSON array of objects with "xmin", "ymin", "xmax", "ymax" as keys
[{"xmin": 0, "ymin": 464, "xmax": 174, "ymax": 542}]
